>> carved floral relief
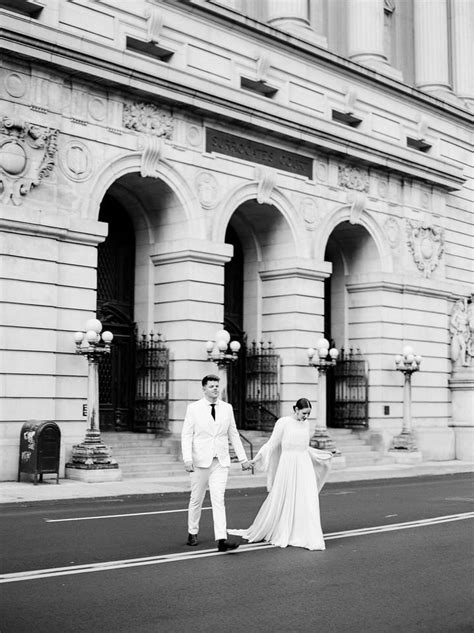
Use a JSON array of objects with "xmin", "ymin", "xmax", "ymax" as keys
[
  {"xmin": 338, "ymin": 164, "xmax": 369, "ymax": 192},
  {"xmin": 123, "ymin": 102, "xmax": 174, "ymax": 139},
  {"xmin": 0, "ymin": 116, "xmax": 58, "ymax": 205}
]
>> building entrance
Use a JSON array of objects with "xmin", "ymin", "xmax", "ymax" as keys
[{"xmin": 96, "ymin": 194, "xmax": 136, "ymax": 431}]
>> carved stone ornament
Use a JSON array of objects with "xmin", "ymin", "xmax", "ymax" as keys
[
  {"xmin": 406, "ymin": 220, "xmax": 444, "ymax": 278},
  {"xmin": 338, "ymin": 164, "xmax": 369, "ymax": 192},
  {"xmin": 255, "ymin": 165, "xmax": 277, "ymax": 204},
  {"xmin": 0, "ymin": 115, "xmax": 58, "ymax": 205},
  {"xmin": 384, "ymin": 217, "xmax": 400, "ymax": 248},
  {"xmin": 300, "ymin": 197, "xmax": 319, "ymax": 230},
  {"xmin": 123, "ymin": 102, "xmax": 174, "ymax": 139},
  {"xmin": 59, "ymin": 140, "xmax": 92, "ymax": 182},
  {"xmin": 449, "ymin": 296, "xmax": 474, "ymax": 367},
  {"xmin": 195, "ymin": 171, "xmax": 218, "ymax": 209},
  {"xmin": 346, "ymin": 191, "xmax": 366, "ymax": 224},
  {"xmin": 138, "ymin": 135, "xmax": 164, "ymax": 178},
  {"xmin": 145, "ymin": 7, "xmax": 164, "ymax": 43}
]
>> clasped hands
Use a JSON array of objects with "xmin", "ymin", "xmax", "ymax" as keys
[{"xmin": 184, "ymin": 460, "xmax": 254, "ymax": 472}]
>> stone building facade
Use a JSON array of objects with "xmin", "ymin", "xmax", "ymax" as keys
[{"xmin": 0, "ymin": 0, "xmax": 473, "ymax": 480}]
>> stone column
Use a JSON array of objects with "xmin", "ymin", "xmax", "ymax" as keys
[
  {"xmin": 258, "ymin": 258, "xmax": 345, "ymax": 466},
  {"xmin": 451, "ymin": 0, "xmax": 474, "ymax": 111},
  {"xmin": 267, "ymin": 0, "xmax": 327, "ymax": 47},
  {"xmin": 347, "ymin": 0, "xmax": 402, "ymax": 79},
  {"xmin": 413, "ymin": 0, "xmax": 462, "ymax": 105},
  {"xmin": 150, "ymin": 239, "xmax": 233, "ymax": 433}
]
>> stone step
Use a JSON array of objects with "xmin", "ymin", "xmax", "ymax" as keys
[{"xmin": 109, "ymin": 446, "xmax": 170, "ymax": 456}]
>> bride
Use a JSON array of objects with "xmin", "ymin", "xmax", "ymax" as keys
[{"xmin": 228, "ymin": 398, "xmax": 332, "ymax": 551}]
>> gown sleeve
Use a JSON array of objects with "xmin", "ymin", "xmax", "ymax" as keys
[
  {"xmin": 252, "ymin": 418, "xmax": 285, "ymax": 491},
  {"xmin": 308, "ymin": 447, "xmax": 333, "ymax": 492}
]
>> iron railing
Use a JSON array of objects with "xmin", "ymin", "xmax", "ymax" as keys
[
  {"xmin": 244, "ymin": 341, "xmax": 280, "ymax": 431},
  {"xmin": 134, "ymin": 332, "xmax": 170, "ymax": 434},
  {"xmin": 332, "ymin": 348, "xmax": 368, "ymax": 429}
]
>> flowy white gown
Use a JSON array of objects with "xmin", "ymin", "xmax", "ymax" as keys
[{"xmin": 228, "ymin": 416, "xmax": 332, "ymax": 551}]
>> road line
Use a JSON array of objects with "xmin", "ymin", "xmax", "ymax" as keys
[
  {"xmin": 44, "ymin": 507, "xmax": 212, "ymax": 522},
  {"xmin": 3, "ymin": 512, "xmax": 472, "ymax": 584}
]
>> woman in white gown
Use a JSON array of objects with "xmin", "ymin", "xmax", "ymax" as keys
[{"xmin": 228, "ymin": 399, "xmax": 332, "ymax": 551}]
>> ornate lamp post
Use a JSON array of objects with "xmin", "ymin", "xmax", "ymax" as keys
[
  {"xmin": 65, "ymin": 318, "xmax": 122, "ymax": 482},
  {"xmin": 206, "ymin": 329, "xmax": 241, "ymax": 401},
  {"xmin": 390, "ymin": 345, "xmax": 422, "ymax": 453},
  {"xmin": 307, "ymin": 338, "xmax": 341, "ymax": 455}
]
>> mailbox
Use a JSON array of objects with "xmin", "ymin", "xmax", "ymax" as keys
[{"xmin": 18, "ymin": 421, "xmax": 61, "ymax": 484}]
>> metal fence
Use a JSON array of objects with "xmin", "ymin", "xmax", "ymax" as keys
[
  {"xmin": 331, "ymin": 347, "xmax": 368, "ymax": 429},
  {"xmin": 134, "ymin": 332, "xmax": 170, "ymax": 434},
  {"xmin": 244, "ymin": 341, "xmax": 280, "ymax": 431}
]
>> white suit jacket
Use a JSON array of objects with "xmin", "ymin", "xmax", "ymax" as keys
[{"xmin": 181, "ymin": 398, "xmax": 248, "ymax": 468}]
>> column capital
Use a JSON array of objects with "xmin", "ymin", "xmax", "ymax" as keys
[
  {"xmin": 259, "ymin": 258, "xmax": 332, "ymax": 281},
  {"xmin": 150, "ymin": 239, "xmax": 233, "ymax": 266}
]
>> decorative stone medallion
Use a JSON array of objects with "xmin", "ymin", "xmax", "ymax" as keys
[
  {"xmin": 384, "ymin": 217, "xmax": 400, "ymax": 248},
  {"xmin": 187, "ymin": 124, "xmax": 202, "ymax": 147},
  {"xmin": 4, "ymin": 72, "xmax": 27, "ymax": 98},
  {"xmin": 88, "ymin": 97, "xmax": 107, "ymax": 121},
  {"xmin": 195, "ymin": 171, "xmax": 218, "ymax": 209},
  {"xmin": 300, "ymin": 197, "xmax": 318, "ymax": 230},
  {"xmin": 59, "ymin": 140, "xmax": 92, "ymax": 181},
  {"xmin": 406, "ymin": 220, "xmax": 444, "ymax": 278}
]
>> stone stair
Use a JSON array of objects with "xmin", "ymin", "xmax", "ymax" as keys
[
  {"xmin": 328, "ymin": 428, "xmax": 395, "ymax": 466},
  {"xmin": 101, "ymin": 432, "xmax": 183, "ymax": 479},
  {"xmin": 102, "ymin": 427, "xmax": 393, "ymax": 480}
]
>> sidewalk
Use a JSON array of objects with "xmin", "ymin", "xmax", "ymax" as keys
[{"xmin": 1, "ymin": 460, "xmax": 472, "ymax": 505}]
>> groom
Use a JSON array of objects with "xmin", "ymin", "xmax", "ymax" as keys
[{"xmin": 181, "ymin": 374, "xmax": 251, "ymax": 552}]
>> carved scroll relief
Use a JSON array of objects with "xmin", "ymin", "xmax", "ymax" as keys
[{"xmin": 0, "ymin": 116, "xmax": 58, "ymax": 205}]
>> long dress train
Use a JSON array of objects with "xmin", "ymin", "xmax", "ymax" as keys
[{"xmin": 228, "ymin": 416, "xmax": 332, "ymax": 551}]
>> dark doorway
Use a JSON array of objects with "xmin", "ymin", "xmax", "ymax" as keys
[
  {"xmin": 224, "ymin": 225, "xmax": 246, "ymax": 427},
  {"xmin": 96, "ymin": 194, "xmax": 136, "ymax": 431}
]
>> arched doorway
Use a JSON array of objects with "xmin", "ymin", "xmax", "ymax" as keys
[
  {"xmin": 224, "ymin": 224, "xmax": 246, "ymax": 426},
  {"xmin": 324, "ymin": 221, "xmax": 375, "ymax": 429},
  {"xmin": 97, "ymin": 193, "xmax": 136, "ymax": 431}
]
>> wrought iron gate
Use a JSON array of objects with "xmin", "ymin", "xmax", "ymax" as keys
[
  {"xmin": 134, "ymin": 332, "xmax": 170, "ymax": 434},
  {"xmin": 244, "ymin": 341, "xmax": 280, "ymax": 431},
  {"xmin": 329, "ymin": 348, "xmax": 368, "ymax": 429}
]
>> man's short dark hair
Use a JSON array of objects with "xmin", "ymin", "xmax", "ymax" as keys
[{"xmin": 202, "ymin": 374, "xmax": 220, "ymax": 386}]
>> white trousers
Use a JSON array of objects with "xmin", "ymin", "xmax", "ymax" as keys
[{"xmin": 188, "ymin": 458, "xmax": 229, "ymax": 541}]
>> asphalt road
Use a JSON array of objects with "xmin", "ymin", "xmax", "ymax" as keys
[{"xmin": 1, "ymin": 474, "xmax": 473, "ymax": 633}]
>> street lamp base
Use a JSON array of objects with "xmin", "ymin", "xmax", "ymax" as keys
[
  {"xmin": 65, "ymin": 464, "xmax": 122, "ymax": 482},
  {"xmin": 310, "ymin": 428, "xmax": 341, "ymax": 455},
  {"xmin": 390, "ymin": 431, "xmax": 419, "ymax": 452},
  {"xmin": 66, "ymin": 438, "xmax": 120, "ymax": 472}
]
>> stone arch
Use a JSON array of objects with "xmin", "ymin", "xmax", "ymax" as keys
[
  {"xmin": 312, "ymin": 203, "xmax": 393, "ymax": 273},
  {"xmin": 213, "ymin": 182, "xmax": 304, "ymax": 258},
  {"xmin": 82, "ymin": 151, "xmax": 203, "ymax": 240}
]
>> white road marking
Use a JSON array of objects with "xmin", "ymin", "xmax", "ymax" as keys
[
  {"xmin": 44, "ymin": 507, "xmax": 212, "ymax": 523},
  {"xmin": 2, "ymin": 512, "xmax": 472, "ymax": 584}
]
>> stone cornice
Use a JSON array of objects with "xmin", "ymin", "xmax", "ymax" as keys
[
  {"xmin": 0, "ymin": 15, "xmax": 467, "ymax": 192},
  {"xmin": 346, "ymin": 274, "xmax": 472, "ymax": 300}
]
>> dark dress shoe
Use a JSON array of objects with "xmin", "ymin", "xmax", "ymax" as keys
[
  {"xmin": 217, "ymin": 539, "xmax": 239, "ymax": 552},
  {"xmin": 187, "ymin": 533, "xmax": 199, "ymax": 546}
]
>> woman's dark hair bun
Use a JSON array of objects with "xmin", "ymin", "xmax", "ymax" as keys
[{"xmin": 294, "ymin": 397, "xmax": 312, "ymax": 411}]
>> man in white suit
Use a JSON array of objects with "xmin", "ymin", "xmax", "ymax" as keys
[{"xmin": 182, "ymin": 374, "xmax": 251, "ymax": 552}]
